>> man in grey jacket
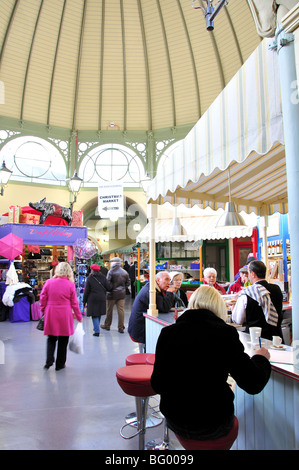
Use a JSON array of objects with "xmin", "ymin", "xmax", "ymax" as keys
[{"xmin": 101, "ymin": 257, "xmax": 130, "ymax": 333}]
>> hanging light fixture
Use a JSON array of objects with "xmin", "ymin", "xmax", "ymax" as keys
[
  {"xmin": 171, "ymin": 198, "xmax": 187, "ymax": 237},
  {"xmin": 192, "ymin": 0, "xmax": 228, "ymax": 31},
  {"xmin": 68, "ymin": 130, "xmax": 83, "ymax": 203},
  {"xmin": 216, "ymin": 168, "xmax": 246, "ymax": 227},
  {"xmin": 172, "ymin": 216, "xmax": 187, "ymax": 236},
  {"xmin": 0, "ymin": 160, "xmax": 12, "ymax": 196}
]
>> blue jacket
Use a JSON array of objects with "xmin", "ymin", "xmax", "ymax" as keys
[{"xmin": 128, "ymin": 282, "xmax": 174, "ymax": 343}]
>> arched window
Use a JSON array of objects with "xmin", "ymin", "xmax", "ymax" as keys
[
  {"xmin": 78, "ymin": 143, "xmax": 146, "ymax": 188},
  {"xmin": 156, "ymin": 141, "xmax": 181, "ymax": 175},
  {"xmin": 0, "ymin": 134, "xmax": 66, "ymax": 185}
]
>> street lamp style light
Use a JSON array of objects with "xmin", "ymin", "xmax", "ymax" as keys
[
  {"xmin": 0, "ymin": 160, "xmax": 12, "ymax": 196},
  {"xmin": 68, "ymin": 171, "xmax": 83, "ymax": 203}
]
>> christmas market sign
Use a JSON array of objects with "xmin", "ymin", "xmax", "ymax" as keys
[{"xmin": 98, "ymin": 182, "xmax": 124, "ymax": 219}]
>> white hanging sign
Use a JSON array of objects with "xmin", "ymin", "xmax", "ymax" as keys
[{"xmin": 98, "ymin": 182, "xmax": 124, "ymax": 219}]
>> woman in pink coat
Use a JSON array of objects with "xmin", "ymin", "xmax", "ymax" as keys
[{"xmin": 40, "ymin": 262, "xmax": 83, "ymax": 370}]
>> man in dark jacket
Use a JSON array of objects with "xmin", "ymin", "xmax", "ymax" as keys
[
  {"xmin": 128, "ymin": 271, "xmax": 175, "ymax": 345},
  {"xmin": 232, "ymin": 260, "xmax": 283, "ymax": 340},
  {"xmin": 101, "ymin": 257, "xmax": 130, "ymax": 333}
]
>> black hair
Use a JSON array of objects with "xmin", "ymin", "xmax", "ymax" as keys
[{"xmin": 248, "ymin": 260, "xmax": 266, "ymax": 279}]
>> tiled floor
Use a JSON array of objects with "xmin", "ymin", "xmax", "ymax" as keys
[{"xmin": 0, "ymin": 297, "xmax": 180, "ymax": 450}]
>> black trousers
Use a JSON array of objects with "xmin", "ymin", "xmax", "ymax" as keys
[{"xmin": 46, "ymin": 335, "xmax": 69, "ymax": 369}]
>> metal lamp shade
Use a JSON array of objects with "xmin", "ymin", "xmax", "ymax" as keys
[
  {"xmin": 171, "ymin": 216, "xmax": 187, "ymax": 236},
  {"xmin": 216, "ymin": 202, "xmax": 246, "ymax": 227}
]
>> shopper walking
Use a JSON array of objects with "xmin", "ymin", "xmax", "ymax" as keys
[
  {"xmin": 101, "ymin": 257, "xmax": 130, "ymax": 333},
  {"xmin": 40, "ymin": 262, "xmax": 83, "ymax": 371},
  {"xmin": 83, "ymin": 264, "xmax": 111, "ymax": 336}
]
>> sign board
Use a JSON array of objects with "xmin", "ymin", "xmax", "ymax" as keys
[
  {"xmin": 98, "ymin": 182, "xmax": 124, "ymax": 219},
  {"xmin": 0, "ymin": 224, "xmax": 87, "ymax": 246}
]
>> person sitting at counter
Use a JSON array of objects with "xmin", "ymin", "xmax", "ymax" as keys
[
  {"xmin": 227, "ymin": 266, "xmax": 250, "ymax": 294},
  {"xmin": 128, "ymin": 271, "xmax": 175, "ymax": 345},
  {"xmin": 151, "ymin": 285, "xmax": 271, "ymax": 443},
  {"xmin": 232, "ymin": 260, "xmax": 283, "ymax": 340},
  {"xmin": 203, "ymin": 267, "xmax": 226, "ymax": 295},
  {"xmin": 167, "ymin": 271, "xmax": 188, "ymax": 308}
]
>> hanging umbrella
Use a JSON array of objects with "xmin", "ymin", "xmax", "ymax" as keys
[{"xmin": 0, "ymin": 233, "xmax": 24, "ymax": 260}]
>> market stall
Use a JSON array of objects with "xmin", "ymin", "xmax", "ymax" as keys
[{"xmin": 0, "ymin": 222, "xmax": 87, "ymax": 322}]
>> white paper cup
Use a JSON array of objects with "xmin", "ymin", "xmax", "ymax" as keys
[
  {"xmin": 272, "ymin": 336, "xmax": 282, "ymax": 347},
  {"xmin": 249, "ymin": 327, "xmax": 262, "ymax": 346}
]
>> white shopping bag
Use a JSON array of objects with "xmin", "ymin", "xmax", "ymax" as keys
[{"xmin": 69, "ymin": 322, "xmax": 85, "ymax": 354}]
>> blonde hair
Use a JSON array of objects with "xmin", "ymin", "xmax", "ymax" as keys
[
  {"xmin": 54, "ymin": 262, "xmax": 74, "ymax": 282},
  {"xmin": 188, "ymin": 285, "xmax": 227, "ymax": 321}
]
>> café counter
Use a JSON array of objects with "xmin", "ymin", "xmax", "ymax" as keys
[{"xmin": 144, "ymin": 312, "xmax": 299, "ymax": 450}]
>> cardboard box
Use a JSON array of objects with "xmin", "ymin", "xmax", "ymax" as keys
[
  {"xmin": 71, "ymin": 210, "xmax": 83, "ymax": 226},
  {"xmin": 19, "ymin": 214, "xmax": 40, "ymax": 224},
  {"xmin": 8, "ymin": 206, "xmax": 22, "ymax": 223}
]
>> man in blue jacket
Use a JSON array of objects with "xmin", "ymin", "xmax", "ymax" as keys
[{"xmin": 128, "ymin": 271, "xmax": 175, "ymax": 346}]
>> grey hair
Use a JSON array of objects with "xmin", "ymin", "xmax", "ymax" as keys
[{"xmin": 203, "ymin": 267, "xmax": 217, "ymax": 277}]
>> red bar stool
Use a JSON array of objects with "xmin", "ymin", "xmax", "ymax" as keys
[
  {"xmin": 174, "ymin": 416, "xmax": 239, "ymax": 450},
  {"xmin": 129, "ymin": 334, "xmax": 145, "ymax": 353},
  {"xmin": 125, "ymin": 353, "xmax": 152, "ymax": 366},
  {"xmin": 116, "ymin": 365, "xmax": 155, "ymax": 450},
  {"xmin": 124, "ymin": 353, "xmax": 161, "ymax": 430},
  {"xmin": 145, "ymin": 353, "xmax": 155, "ymax": 365}
]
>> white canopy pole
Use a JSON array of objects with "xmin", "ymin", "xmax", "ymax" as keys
[{"xmin": 147, "ymin": 203, "xmax": 158, "ymax": 316}]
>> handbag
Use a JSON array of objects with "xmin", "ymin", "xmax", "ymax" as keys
[{"xmin": 36, "ymin": 314, "xmax": 44, "ymax": 331}]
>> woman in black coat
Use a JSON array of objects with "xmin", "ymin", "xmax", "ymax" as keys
[
  {"xmin": 83, "ymin": 264, "xmax": 111, "ymax": 336},
  {"xmin": 151, "ymin": 285, "xmax": 271, "ymax": 441}
]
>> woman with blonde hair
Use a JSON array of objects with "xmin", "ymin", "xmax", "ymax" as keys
[
  {"xmin": 151, "ymin": 285, "xmax": 271, "ymax": 446},
  {"xmin": 40, "ymin": 262, "xmax": 83, "ymax": 370}
]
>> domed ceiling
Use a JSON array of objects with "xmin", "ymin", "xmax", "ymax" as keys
[{"xmin": 0, "ymin": 0, "xmax": 262, "ymax": 134}]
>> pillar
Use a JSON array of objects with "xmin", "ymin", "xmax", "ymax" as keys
[
  {"xmin": 272, "ymin": 7, "xmax": 299, "ymax": 368},
  {"xmin": 147, "ymin": 203, "xmax": 158, "ymax": 316}
]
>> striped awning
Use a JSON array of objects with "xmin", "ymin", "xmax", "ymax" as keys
[
  {"xmin": 137, "ymin": 214, "xmax": 257, "ymax": 243},
  {"xmin": 147, "ymin": 39, "xmax": 286, "ymax": 216}
]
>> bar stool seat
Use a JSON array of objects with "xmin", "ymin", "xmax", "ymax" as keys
[
  {"xmin": 116, "ymin": 365, "xmax": 155, "ymax": 449},
  {"xmin": 125, "ymin": 353, "xmax": 152, "ymax": 366},
  {"xmin": 145, "ymin": 353, "xmax": 155, "ymax": 365},
  {"xmin": 175, "ymin": 416, "xmax": 239, "ymax": 450}
]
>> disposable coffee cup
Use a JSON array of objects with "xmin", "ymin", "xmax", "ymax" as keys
[
  {"xmin": 249, "ymin": 327, "xmax": 262, "ymax": 346},
  {"xmin": 272, "ymin": 336, "xmax": 282, "ymax": 347}
]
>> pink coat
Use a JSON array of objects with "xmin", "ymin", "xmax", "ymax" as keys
[{"xmin": 40, "ymin": 277, "xmax": 83, "ymax": 336}]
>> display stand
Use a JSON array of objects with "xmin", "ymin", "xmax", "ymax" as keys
[{"xmin": 75, "ymin": 259, "xmax": 88, "ymax": 311}]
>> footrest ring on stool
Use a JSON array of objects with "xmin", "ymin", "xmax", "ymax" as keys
[{"xmin": 120, "ymin": 421, "xmax": 141, "ymax": 440}]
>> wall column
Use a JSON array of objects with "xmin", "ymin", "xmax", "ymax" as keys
[{"xmin": 273, "ymin": 5, "xmax": 299, "ymax": 368}]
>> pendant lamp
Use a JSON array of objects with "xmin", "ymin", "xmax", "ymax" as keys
[
  {"xmin": 216, "ymin": 168, "xmax": 246, "ymax": 228},
  {"xmin": 171, "ymin": 199, "xmax": 186, "ymax": 236}
]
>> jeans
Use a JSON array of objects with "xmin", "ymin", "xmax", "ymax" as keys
[{"xmin": 92, "ymin": 316, "xmax": 101, "ymax": 334}]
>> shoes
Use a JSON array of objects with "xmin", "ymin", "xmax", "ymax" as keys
[
  {"xmin": 100, "ymin": 324, "xmax": 110, "ymax": 331},
  {"xmin": 93, "ymin": 333, "xmax": 100, "ymax": 337},
  {"xmin": 55, "ymin": 365, "xmax": 66, "ymax": 371},
  {"xmin": 44, "ymin": 362, "xmax": 53, "ymax": 369},
  {"xmin": 118, "ymin": 327, "xmax": 125, "ymax": 333}
]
